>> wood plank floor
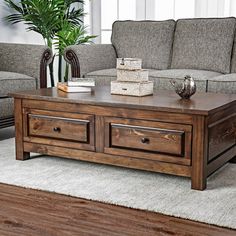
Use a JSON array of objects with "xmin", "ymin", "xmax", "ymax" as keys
[
  {"xmin": 0, "ymin": 127, "xmax": 235, "ymax": 236},
  {"xmin": 0, "ymin": 183, "xmax": 235, "ymax": 236}
]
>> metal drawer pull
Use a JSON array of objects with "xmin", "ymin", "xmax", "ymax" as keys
[
  {"xmin": 122, "ymin": 88, "xmax": 127, "ymax": 91},
  {"xmin": 141, "ymin": 137, "xmax": 150, "ymax": 144},
  {"xmin": 53, "ymin": 127, "xmax": 61, "ymax": 132}
]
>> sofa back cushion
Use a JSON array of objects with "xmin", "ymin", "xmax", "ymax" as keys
[
  {"xmin": 171, "ymin": 17, "xmax": 236, "ymax": 74},
  {"xmin": 231, "ymin": 34, "xmax": 236, "ymax": 73},
  {"xmin": 111, "ymin": 20, "xmax": 176, "ymax": 70}
]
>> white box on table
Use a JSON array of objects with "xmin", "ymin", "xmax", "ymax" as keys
[
  {"xmin": 117, "ymin": 69, "xmax": 148, "ymax": 82},
  {"xmin": 111, "ymin": 81, "xmax": 153, "ymax": 97},
  {"xmin": 116, "ymin": 58, "xmax": 142, "ymax": 70}
]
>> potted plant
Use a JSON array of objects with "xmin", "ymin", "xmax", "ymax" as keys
[{"xmin": 4, "ymin": 0, "xmax": 95, "ymax": 86}]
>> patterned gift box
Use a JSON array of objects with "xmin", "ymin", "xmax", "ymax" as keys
[
  {"xmin": 116, "ymin": 58, "xmax": 142, "ymax": 70},
  {"xmin": 117, "ymin": 69, "xmax": 149, "ymax": 82},
  {"xmin": 111, "ymin": 81, "xmax": 153, "ymax": 97}
]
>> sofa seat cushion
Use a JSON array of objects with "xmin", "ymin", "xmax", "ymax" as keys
[
  {"xmin": 111, "ymin": 20, "xmax": 176, "ymax": 70},
  {"xmin": 207, "ymin": 74, "xmax": 236, "ymax": 94},
  {"xmin": 0, "ymin": 97, "xmax": 14, "ymax": 119},
  {"xmin": 171, "ymin": 18, "xmax": 236, "ymax": 74},
  {"xmin": 86, "ymin": 68, "xmax": 223, "ymax": 92},
  {"xmin": 149, "ymin": 69, "xmax": 222, "ymax": 92},
  {"xmin": 0, "ymin": 71, "xmax": 36, "ymax": 95}
]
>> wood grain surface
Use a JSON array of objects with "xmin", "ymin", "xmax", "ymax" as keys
[
  {"xmin": 11, "ymin": 87, "xmax": 236, "ymax": 190},
  {"xmin": 0, "ymin": 183, "xmax": 235, "ymax": 236},
  {"xmin": 9, "ymin": 87, "xmax": 236, "ymax": 115}
]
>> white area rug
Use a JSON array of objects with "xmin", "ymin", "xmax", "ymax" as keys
[{"xmin": 0, "ymin": 138, "xmax": 235, "ymax": 229}]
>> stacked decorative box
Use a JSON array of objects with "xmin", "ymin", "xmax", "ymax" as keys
[{"xmin": 111, "ymin": 58, "xmax": 153, "ymax": 97}]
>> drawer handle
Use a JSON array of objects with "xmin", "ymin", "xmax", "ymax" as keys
[
  {"xmin": 141, "ymin": 137, "xmax": 150, "ymax": 144},
  {"xmin": 122, "ymin": 88, "xmax": 127, "ymax": 91},
  {"xmin": 53, "ymin": 127, "xmax": 61, "ymax": 133}
]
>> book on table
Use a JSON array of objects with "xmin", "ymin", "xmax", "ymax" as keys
[
  {"xmin": 67, "ymin": 78, "xmax": 95, "ymax": 87},
  {"xmin": 57, "ymin": 82, "xmax": 92, "ymax": 93}
]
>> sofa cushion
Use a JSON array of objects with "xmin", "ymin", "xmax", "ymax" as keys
[
  {"xmin": 0, "ymin": 71, "xmax": 36, "ymax": 95},
  {"xmin": 171, "ymin": 17, "xmax": 236, "ymax": 74},
  {"xmin": 0, "ymin": 97, "xmax": 14, "ymax": 119},
  {"xmin": 230, "ymin": 33, "xmax": 236, "ymax": 73},
  {"xmin": 207, "ymin": 74, "xmax": 236, "ymax": 94},
  {"xmin": 111, "ymin": 20, "xmax": 176, "ymax": 70},
  {"xmin": 149, "ymin": 69, "xmax": 222, "ymax": 92},
  {"xmin": 86, "ymin": 68, "xmax": 221, "ymax": 92}
]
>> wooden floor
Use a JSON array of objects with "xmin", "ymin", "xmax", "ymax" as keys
[{"xmin": 0, "ymin": 127, "xmax": 235, "ymax": 236}]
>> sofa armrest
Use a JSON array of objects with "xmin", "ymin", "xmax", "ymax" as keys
[
  {"xmin": 0, "ymin": 43, "xmax": 52, "ymax": 88},
  {"xmin": 64, "ymin": 44, "xmax": 117, "ymax": 77}
]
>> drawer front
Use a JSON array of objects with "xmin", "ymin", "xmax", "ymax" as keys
[
  {"xmin": 23, "ymin": 109, "xmax": 95, "ymax": 151},
  {"xmin": 111, "ymin": 124, "xmax": 184, "ymax": 156},
  {"xmin": 29, "ymin": 114, "xmax": 89, "ymax": 142},
  {"xmin": 104, "ymin": 117, "xmax": 192, "ymax": 165}
]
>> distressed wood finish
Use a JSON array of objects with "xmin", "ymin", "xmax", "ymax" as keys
[
  {"xmin": 23, "ymin": 99, "xmax": 194, "ymax": 124},
  {"xmin": 208, "ymin": 114, "xmax": 236, "ymax": 161},
  {"xmin": 95, "ymin": 115, "xmax": 105, "ymax": 153},
  {"xmin": 105, "ymin": 117, "xmax": 192, "ymax": 157},
  {"xmin": 23, "ymin": 142, "xmax": 191, "ymax": 177},
  {"xmin": 191, "ymin": 116, "xmax": 208, "ymax": 190},
  {"xmin": 110, "ymin": 124, "xmax": 185, "ymax": 155},
  {"xmin": 23, "ymin": 109, "xmax": 95, "ymax": 152},
  {"xmin": 0, "ymin": 183, "xmax": 235, "ymax": 236},
  {"xmin": 104, "ymin": 117, "xmax": 192, "ymax": 166},
  {"xmin": 10, "ymin": 87, "xmax": 236, "ymax": 190},
  {"xmin": 11, "ymin": 87, "xmax": 235, "ymax": 116},
  {"xmin": 14, "ymin": 98, "xmax": 30, "ymax": 161},
  {"xmin": 28, "ymin": 114, "xmax": 91, "ymax": 143}
]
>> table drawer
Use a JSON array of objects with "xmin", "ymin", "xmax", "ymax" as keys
[
  {"xmin": 29, "ymin": 114, "xmax": 89, "ymax": 142},
  {"xmin": 111, "ymin": 124, "xmax": 185, "ymax": 156},
  {"xmin": 104, "ymin": 117, "xmax": 192, "ymax": 165},
  {"xmin": 24, "ymin": 109, "xmax": 95, "ymax": 151}
]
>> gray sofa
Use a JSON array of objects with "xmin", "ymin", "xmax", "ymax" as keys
[
  {"xmin": 0, "ymin": 43, "xmax": 51, "ymax": 129},
  {"xmin": 64, "ymin": 17, "xmax": 236, "ymax": 94}
]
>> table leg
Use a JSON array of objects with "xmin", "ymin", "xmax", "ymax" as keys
[
  {"xmin": 191, "ymin": 116, "xmax": 207, "ymax": 191},
  {"xmin": 14, "ymin": 98, "xmax": 30, "ymax": 161}
]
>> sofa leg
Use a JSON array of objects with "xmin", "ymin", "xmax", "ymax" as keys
[{"xmin": 229, "ymin": 156, "xmax": 236, "ymax": 163}]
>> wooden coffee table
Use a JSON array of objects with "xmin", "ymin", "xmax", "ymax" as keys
[{"xmin": 10, "ymin": 87, "xmax": 236, "ymax": 190}]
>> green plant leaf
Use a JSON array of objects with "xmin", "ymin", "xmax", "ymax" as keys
[{"xmin": 3, "ymin": 0, "xmax": 97, "ymax": 84}]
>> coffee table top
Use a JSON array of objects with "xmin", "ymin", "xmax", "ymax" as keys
[{"xmin": 10, "ymin": 86, "xmax": 236, "ymax": 116}]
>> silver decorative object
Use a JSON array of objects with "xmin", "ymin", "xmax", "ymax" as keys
[{"xmin": 170, "ymin": 75, "xmax": 196, "ymax": 99}]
